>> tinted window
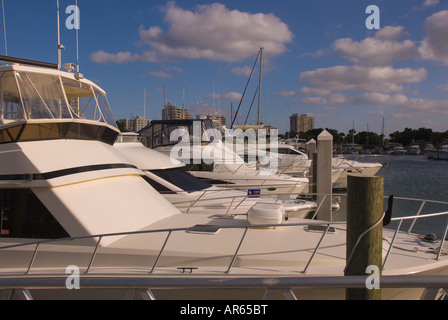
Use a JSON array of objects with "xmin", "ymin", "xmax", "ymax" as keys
[
  {"xmin": 0, "ymin": 189, "xmax": 69, "ymax": 239},
  {"xmin": 150, "ymin": 169, "xmax": 211, "ymax": 192}
]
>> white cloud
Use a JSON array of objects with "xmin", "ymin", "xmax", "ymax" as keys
[
  {"xmin": 90, "ymin": 50, "xmax": 159, "ymax": 64},
  {"xmin": 149, "ymin": 71, "xmax": 172, "ymax": 79},
  {"xmin": 332, "ymin": 26, "xmax": 418, "ymax": 66},
  {"xmin": 438, "ymin": 84, "xmax": 448, "ymax": 92},
  {"xmin": 207, "ymin": 92, "xmax": 243, "ymax": 101},
  {"xmin": 299, "ymin": 65, "xmax": 427, "ymax": 93},
  {"xmin": 397, "ymin": 98, "xmax": 448, "ymax": 115},
  {"xmin": 423, "ymin": 0, "xmax": 440, "ymax": 7},
  {"xmin": 419, "ymin": 10, "xmax": 448, "ymax": 65},
  {"xmin": 92, "ymin": 2, "xmax": 293, "ymax": 64},
  {"xmin": 275, "ymin": 90, "xmax": 296, "ymax": 97},
  {"xmin": 298, "ymin": 87, "xmax": 331, "ymax": 96},
  {"xmin": 296, "ymin": 92, "xmax": 409, "ymax": 106},
  {"xmin": 231, "ymin": 66, "xmax": 253, "ymax": 77}
]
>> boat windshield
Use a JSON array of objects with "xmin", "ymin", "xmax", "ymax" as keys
[
  {"xmin": 0, "ymin": 70, "xmax": 117, "ymax": 128},
  {"xmin": 150, "ymin": 168, "xmax": 212, "ymax": 192},
  {"xmin": 139, "ymin": 119, "xmax": 215, "ymax": 148}
]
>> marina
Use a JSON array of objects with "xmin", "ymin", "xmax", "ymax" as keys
[{"xmin": 0, "ymin": 1, "xmax": 448, "ymax": 303}]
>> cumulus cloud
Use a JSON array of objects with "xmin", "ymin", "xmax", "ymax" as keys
[
  {"xmin": 90, "ymin": 50, "xmax": 159, "ymax": 64},
  {"xmin": 91, "ymin": 2, "xmax": 293, "ymax": 64},
  {"xmin": 299, "ymin": 65, "xmax": 427, "ymax": 93},
  {"xmin": 231, "ymin": 66, "xmax": 253, "ymax": 77},
  {"xmin": 149, "ymin": 71, "xmax": 172, "ymax": 79},
  {"xmin": 419, "ymin": 10, "xmax": 448, "ymax": 65},
  {"xmin": 207, "ymin": 92, "xmax": 243, "ymax": 101},
  {"xmin": 392, "ymin": 98, "xmax": 448, "ymax": 118},
  {"xmin": 298, "ymin": 87, "xmax": 331, "ymax": 96},
  {"xmin": 296, "ymin": 92, "xmax": 409, "ymax": 106},
  {"xmin": 275, "ymin": 90, "xmax": 296, "ymax": 97},
  {"xmin": 332, "ymin": 26, "xmax": 419, "ymax": 66}
]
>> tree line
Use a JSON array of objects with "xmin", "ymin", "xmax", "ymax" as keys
[{"xmin": 285, "ymin": 127, "xmax": 448, "ymax": 151}]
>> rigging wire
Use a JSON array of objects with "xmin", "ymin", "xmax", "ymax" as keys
[
  {"xmin": 230, "ymin": 48, "xmax": 261, "ymax": 128},
  {"xmin": 1, "ymin": 0, "xmax": 7, "ymax": 56}
]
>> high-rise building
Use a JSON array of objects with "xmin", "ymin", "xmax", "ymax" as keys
[
  {"xmin": 290, "ymin": 113, "xmax": 315, "ymax": 133},
  {"xmin": 162, "ymin": 103, "xmax": 192, "ymax": 120},
  {"xmin": 118, "ymin": 116, "xmax": 152, "ymax": 132}
]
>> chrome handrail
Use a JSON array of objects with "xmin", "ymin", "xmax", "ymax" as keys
[{"xmin": 1, "ymin": 194, "xmax": 448, "ymax": 277}]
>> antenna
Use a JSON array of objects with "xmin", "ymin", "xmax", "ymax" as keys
[
  {"xmin": 257, "ymin": 47, "xmax": 263, "ymax": 125},
  {"xmin": 2, "ymin": 0, "xmax": 7, "ymax": 56},
  {"xmin": 143, "ymin": 89, "xmax": 146, "ymax": 119},
  {"xmin": 75, "ymin": 0, "xmax": 79, "ymax": 73},
  {"xmin": 56, "ymin": 0, "xmax": 64, "ymax": 69}
]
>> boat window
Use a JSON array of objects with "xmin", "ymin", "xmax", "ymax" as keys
[
  {"xmin": 141, "ymin": 175, "xmax": 176, "ymax": 194},
  {"xmin": 0, "ymin": 121, "xmax": 118, "ymax": 145},
  {"xmin": 0, "ymin": 189, "xmax": 69, "ymax": 239},
  {"xmin": 16, "ymin": 72, "xmax": 72, "ymax": 120},
  {"xmin": 61, "ymin": 78, "xmax": 117, "ymax": 129},
  {"xmin": 140, "ymin": 119, "xmax": 215, "ymax": 148},
  {"xmin": 94, "ymin": 88, "xmax": 117, "ymax": 128},
  {"xmin": 150, "ymin": 169, "xmax": 212, "ymax": 192},
  {"xmin": 0, "ymin": 122, "xmax": 24, "ymax": 143},
  {"xmin": 0, "ymin": 71, "xmax": 25, "ymax": 121}
]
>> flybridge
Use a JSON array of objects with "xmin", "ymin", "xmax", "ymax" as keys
[
  {"xmin": 0, "ymin": 56, "xmax": 119, "ymax": 144},
  {"xmin": 0, "ymin": 55, "xmax": 58, "ymax": 70}
]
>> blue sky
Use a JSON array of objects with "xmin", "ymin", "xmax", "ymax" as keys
[{"xmin": 2, "ymin": 0, "xmax": 448, "ymax": 136}]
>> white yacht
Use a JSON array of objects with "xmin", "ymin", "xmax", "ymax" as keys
[
  {"xmin": 115, "ymin": 132, "xmax": 338, "ymax": 219},
  {"xmin": 138, "ymin": 119, "xmax": 310, "ymax": 196},
  {"xmin": 0, "ymin": 57, "xmax": 180, "ymax": 246},
  {"xmin": 1, "ymin": 57, "xmax": 448, "ymax": 301},
  {"xmin": 391, "ymin": 144, "xmax": 407, "ymax": 155},
  {"xmin": 256, "ymin": 143, "xmax": 345, "ymax": 185},
  {"xmin": 253, "ymin": 143, "xmax": 311, "ymax": 177},
  {"xmin": 332, "ymin": 157, "xmax": 384, "ymax": 189},
  {"xmin": 427, "ymin": 144, "xmax": 448, "ymax": 160},
  {"xmin": 408, "ymin": 144, "xmax": 421, "ymax": 155}
]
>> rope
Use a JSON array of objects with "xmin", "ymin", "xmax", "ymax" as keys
[{"xmin": 344, "ymin": 211, "xmax": 385, "ymax": 273}]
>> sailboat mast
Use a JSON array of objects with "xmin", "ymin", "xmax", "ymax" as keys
[
  {"xmin": 57, "ymin": 0, "xmax": 61, "ymax": 69},
  {"xmin": 257, "ymin": 47, "xmax": 263, "ymax": 125}
]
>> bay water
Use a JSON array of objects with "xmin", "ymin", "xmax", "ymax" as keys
[{"xmin": 337, "ymin": 154, "xmax": 448, "ymax": 238}]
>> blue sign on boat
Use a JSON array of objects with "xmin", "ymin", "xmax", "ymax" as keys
[{"xmin": 247, "ymin": 189, "xmax": 261, "ymax": 198}]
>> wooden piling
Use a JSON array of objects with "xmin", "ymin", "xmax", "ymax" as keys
[
  {"xmin": 307, "ymin": 139, "xmax": 316, "ymax": 195},
  {"xmin": 316, "ymin": 130, "xmax": 333, "ymax": 221},
  {"xmin": 345, "ymin": 175, "xmax": 384, "ymax": 300}
]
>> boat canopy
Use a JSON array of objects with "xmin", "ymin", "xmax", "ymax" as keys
[
  {"xmin": 0, "ymin": 65, "xmax": 117, "ymax": 127},
  {"xmin": 139, "ymin": 119, "xmax": 216, "ymax": 148},
  {"xmin": 0, "ymin": 65, "xmax": 118, "ymax": 144}
]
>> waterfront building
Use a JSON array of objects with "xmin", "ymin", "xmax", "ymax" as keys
[
  {"xmin": 162, "ymin": 103, "xmax": 192, "ymax": 120},
  {"xmin": 290, "ymin": 113, "xmax": 315, "ymax": 133},
  {"xmin": 118, "ymin": 116, "xmax": 152, "ymax": 132}
]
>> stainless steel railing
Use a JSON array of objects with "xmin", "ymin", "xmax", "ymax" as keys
[{"xmin": 0, "ymin": 195, "xmax": 447, "ymax": 276}]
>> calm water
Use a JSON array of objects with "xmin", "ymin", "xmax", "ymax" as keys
[{"xmin": 336, "ymin": 154, "xmax": 448, "ymax": 237}]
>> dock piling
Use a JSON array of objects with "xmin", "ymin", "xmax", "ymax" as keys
[
  {"xmin": 316, "ymin": 130, "xmax": 333, "ymax": 221},
  {"xmin": 345, "ymin": 175, "xmax": 384, "ymax": 300}
]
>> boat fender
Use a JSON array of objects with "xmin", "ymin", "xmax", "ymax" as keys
[
  {"xmin": 247, "ymin": 203, "xmax": 286, "ymax": 226},
  {"xmin": 383, "ymin": 195, "xmax": 393, "ymax": 226}
]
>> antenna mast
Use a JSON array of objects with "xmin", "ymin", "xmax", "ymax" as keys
[
  {"xmin": 1, "ymin": 0, "xmax": 7, "ymax": 56},
  {"xmin": 257, "ymin": 47, "xmax": 263, "ymax": 125},
  {"xmin": 75, "ymin": 0, "xmax": 79, "ymax": 73}
]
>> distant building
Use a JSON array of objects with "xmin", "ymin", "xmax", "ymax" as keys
[
  {"xmin": 118, "ymin": 116, "xmax": 151, "ymax": 132},
  {"xmin": 162, "ymin": 103, "xmax": 192, "ymax": 120},
  {"xmin": 290, "ymin": 113, "xmax": 314, "ymax": 133},
  {"xmin": 196, "ymin": 114, "xmax": 226, "ymax": 130}
]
